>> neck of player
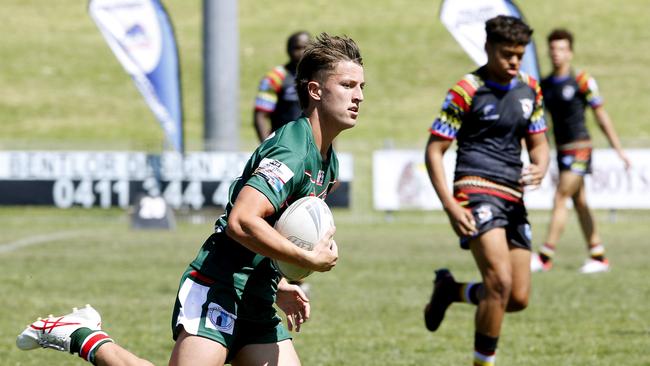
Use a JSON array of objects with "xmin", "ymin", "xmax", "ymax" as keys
[
  {"xmin": 305, "ymin": 110, "xmax": 336, "ymax": 160},
  {"xmin": 553, "ymin": 63, "xmax": 571, "ymax": 77}
]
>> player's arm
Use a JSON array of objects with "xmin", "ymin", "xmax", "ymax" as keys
[
  {"xmin": 592, "ymin": 106, "xmax": 631, "ymax": 169},
  {"xmin": 425, "ymin": 135, "xmax": 476, "ymax": 237},
  {"xmin": 253, "ymin": 71, "xmax": 281, "ymax": 142},
  {"xmin": 276, "ymin": 277, "xmax": 310, "ymax": 332},
  {"xmin": 226, "ymin": 186, "xmax": 337, "ymax": 272},
  {"xmin": 521, "ymin": 131, "xmax": 550, "ymax": 187},
  {"xmin": 253, "ymin": 110, "xmax": 272, "ymax": 142}
]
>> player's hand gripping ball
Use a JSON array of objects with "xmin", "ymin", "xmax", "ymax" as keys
[{"xmin": 273, "ymin": 196, "xmax": 335, "ymax": 281}]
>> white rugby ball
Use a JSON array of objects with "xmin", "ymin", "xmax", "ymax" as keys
[{"xmin": 272, "ymin": 196, "xmax": 334, "ymax": 281}]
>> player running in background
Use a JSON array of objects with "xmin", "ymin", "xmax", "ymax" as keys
[
  {"xmin": 253, "ymin": 31, "xmax": 310, "ymax": 142},
  {"xmin": 424, "ymin": 16, "xmax": 549, "ymax": 366},
  {"xmin": 530, "ymin": 28, "xmax": 631, "ymax": 274},
  {"xmin": 17, "ymin": 32, "xmax": 365, "ymax": 366}
]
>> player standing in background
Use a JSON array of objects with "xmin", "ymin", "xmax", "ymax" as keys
[
  {"xmin": 424, "ymin": 16, "xmax": 549, "ymax": 366},
  {"xmin": 530, "ymin": 29, "xmax": 631, "ymax": 274},
  {"xmin": 253, "ymin": 31, "xmax": 310, "ymax": 142},
  {"xmin": 17, "ymin": 32, "xmax": 365, "ymax": 366}
]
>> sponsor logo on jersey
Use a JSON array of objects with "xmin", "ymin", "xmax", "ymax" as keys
[
  {"xmin": 205, "ymin": 302, "xmax": 237, "ymax": 335},
  {"xmin": 562, "ymin": 85, "xmax": 576, "ymax": 100},
  {"xmin": 519, "ymin": 98, "xmax": 533, "ymax": 119},
  {"xmin": 480, "ymin": 104, "xmax": 500, "ymax": 121},
  {"xmin": 475, "ymin": 204, "xmax": 493, "ymax": 224},
  {"xmin": 255, "ymin": 158, "xmax": 294, "ymax": 192}
]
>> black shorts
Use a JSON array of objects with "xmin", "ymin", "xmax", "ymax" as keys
[
  {"xmin": 458, "ymin": 193, "xmax": 532, "ymax": 250},
  {"xmin": 557, "ymin": 144, "xmax": 592, "ymax": 176}
]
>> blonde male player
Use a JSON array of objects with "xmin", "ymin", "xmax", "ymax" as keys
[{"xmin": 17, "ymin": 33, "xmax": 364, "ymax": 366}]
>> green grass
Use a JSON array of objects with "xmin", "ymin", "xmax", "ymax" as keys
[
  {"xmin": 1, "ymin": 208, "xmax": 649, "ymax": 365},
  {"xmin": 2, "ymin": 1, "xmax": 650, "ymax": 365}
]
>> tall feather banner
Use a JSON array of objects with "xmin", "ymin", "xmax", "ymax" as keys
[
  {"xmin": 439, "ymin": 0, "xmax": 540, "ymax": 81},
  {"xmin": 89, "ymin": 0, "xmax": 184, "ymax": 153}
]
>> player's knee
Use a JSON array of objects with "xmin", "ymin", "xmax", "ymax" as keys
[
  {"xmin": 555, "ymin": 188, "xmax": 572, "ymax": 201},
  {"xmin": 506, "ymin": 292, "xmax": 529, "ymax": 312},
  {"xmin": 484, "ymin": 275, "xmax": 512, "ymax": 307},
  {"xmin": 572, "ymin": 194, "xmax": 588, "ymax": 210}
]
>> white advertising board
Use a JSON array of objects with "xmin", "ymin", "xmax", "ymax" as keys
[{"xmin": 373, "ymin": 149, "xmax": 650, "ymax": 210}]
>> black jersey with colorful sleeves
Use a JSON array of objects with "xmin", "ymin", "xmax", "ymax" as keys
[
  {"xmin": 430, "ymin": 67, "xmax": 547, "ymax": 189},
  {"xmin": 541, "ymin": 70, "xmax": 603, "ymax": 145},
  {"xmin": 254, "ymin": 64, "xmax": 302, "ymax": 132}
]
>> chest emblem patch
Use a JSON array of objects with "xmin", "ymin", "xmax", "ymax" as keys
[
  {"xmin": 562, "ymin": 85, "xmax": 576, "ymax": 100},
  {"xmin": 519, "ymin": 98, "xmax": 533, "ymax": 119}
]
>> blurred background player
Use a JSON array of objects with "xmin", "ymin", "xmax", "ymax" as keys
[
  {"xmin": 530, "ymin": 29, "xmax": 631, "ymax": 274},
  {"xmin": 17, "ymin": 32, "xmax": 365, "ymax": 366},
  {"xmin": 253, "ymin": 31, "xmax": 310, "ymax": 141},
  {"xmin": 424, "ymin": 16, "xmax": 549, "ymax": 366},
  {"xmin": 253, "ymin": 30, "xmax": 313, "ymax": 295}
]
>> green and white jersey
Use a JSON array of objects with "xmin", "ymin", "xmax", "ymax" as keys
[{"xmin": 189, "ymin": 117, "xmax": 338, "ymax": 301}]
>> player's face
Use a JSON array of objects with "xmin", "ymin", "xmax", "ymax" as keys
[
  {"xmin": 289, "ymin": 34, "xmax": 310, "ymax": 64},
  {"xmin": 548, "ymin": 39, "xmax": 573, "ymax": 69},
  {"xmin": 318, "ymin": 60, "xmax": 365, "ymax": 130},
  {"xmin": 486, "ymin": 42, "xmax": 526, "ymax": 83}
]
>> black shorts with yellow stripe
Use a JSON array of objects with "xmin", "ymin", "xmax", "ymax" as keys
[{"xmin": 557, "ymin": 141, "xmax": 592, "ymax": 176}]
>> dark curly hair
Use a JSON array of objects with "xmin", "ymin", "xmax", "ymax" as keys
[
  {"xmin": 547, "ymin": 28, "xmax": 573, "ymax": 50},
  {"xmin": 485, "ymin": 15, "xmax": 533, "ymax": 46}
]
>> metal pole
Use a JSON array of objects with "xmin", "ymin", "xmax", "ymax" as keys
[{"xmin": 203, "ymin": 0, "xmax": 239, "ymax": 151}]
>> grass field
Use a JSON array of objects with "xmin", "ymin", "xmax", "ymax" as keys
[
  {"xmin": 1, "ymin": 208, "xmax": 649, "ymax": 365},
  {"xmin": 2, "ymin": 0, "xmax": 650, "ymax": 365}
]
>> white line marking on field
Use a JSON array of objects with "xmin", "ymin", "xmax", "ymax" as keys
[{"xmin": 0, "ymin": 231, "xmax": 83, "ymax": 254}]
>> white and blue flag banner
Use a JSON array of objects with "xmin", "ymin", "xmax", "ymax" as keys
[
  {"xmin": 439, "ymin": 0, "xmax": 540, "ymax": 81},
  {"xmin": 89, "ymin": 0, "xmax": 184, "ymax": 153}
]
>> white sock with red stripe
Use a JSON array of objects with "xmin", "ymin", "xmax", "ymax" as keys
[{"xmin": 70, "ymin": 328, "xmax": 114, "ymax": 365}]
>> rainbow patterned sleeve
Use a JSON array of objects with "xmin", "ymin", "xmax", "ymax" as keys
[
  {"xmin": 429, "ymin": 75, "xmax": 478, "ymax": 140},
  {"xmin": 254, "ymin": 66, "xmax": 287, "ymax": 113},
  {"xmin": 576, "ymin": 71, "xmax": 604, "ymax": 108},
  {"xmin": 522, "ymin": 73, "xmax": 547, "ymax": 134}
]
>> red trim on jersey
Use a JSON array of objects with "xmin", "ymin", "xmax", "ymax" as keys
[
  {"xmin": 458, "ymin": 187, "xmax": 522, "ymax": 203},
  {"xmin": 254, "ymin": 106, "xmax": 274, "ymax": 113},
  {"xmin": 576, "ymin": 71, "xmax": 590, "ymax": 93},
  {"xmin": 189, "ymin": 270, "xmax": 215, "ymax": 285},
  {"xmin": 451, "ymin": 91, "xmax": 469, "ymax": 112},
  {"xmin": 528, "ymin": 127, "xmax": 548, "ymax": 135},
  {"xmin": 457, "ymin": 79, "xmax": 478, "ymax": 98},
  {"xmin": 429, "ymin": 128, "xmax": 455, "ymax": 140}
]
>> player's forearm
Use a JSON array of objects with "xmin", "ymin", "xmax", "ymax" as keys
[
  {"xmin": 594, "ymin": 107, "xmax": 624, "ymax": 151},
  {"xmin": 227, "ymin": 213, "xmax": 309, "ymax": 266},
  {"xmin": 253, "ymin": 111, "xmax": 272, "ymax": 141},
  {"xmin": 425, "ymin": 141, "xmax": 455, "ymax": 209},
  {"xmin": 526, "ymin": 133, "xmax": 550, "ymax": 174}
]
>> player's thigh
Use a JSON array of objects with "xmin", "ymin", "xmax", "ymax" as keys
[
  {"xmin": 169, "ymin": 328, "xmax": 228, "ymax": 366},
  {"xmin": 469, "ymin": 228, "xmax": 511, "ymax": 286},
  {"xmin": 231, "ymin": 339, "xmax": 300, "ymax": 366},
  {"xmin": 507, "ymin": 246, "xmax": 531, "ymax": 304},
  {"xmin": 556, "ymin": 171, "xmax": 584, "ymax": 197}
]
